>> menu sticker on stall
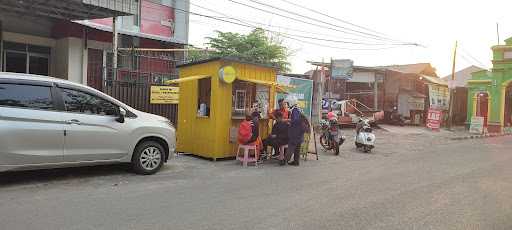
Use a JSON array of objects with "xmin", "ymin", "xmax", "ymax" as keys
[{"xmin": 150, "ymin": 86, "xmax": 180, "ymax": 104}]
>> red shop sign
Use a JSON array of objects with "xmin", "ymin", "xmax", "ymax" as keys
[{"xmin": 426, "ymin": 109, "xmax": 442, "ymax": 131}]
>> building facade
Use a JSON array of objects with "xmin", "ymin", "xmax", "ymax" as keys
[
  {"xmin": 0, "ymin": 0, "xmax": 190, "ymax": 85},
  {"xmin": 467, "ymin": 37, "xmax": 512, "ymax": 133}
]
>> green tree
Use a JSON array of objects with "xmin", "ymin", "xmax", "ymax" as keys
[
  {"xmin": 185, "ymin": 45, "xmax": 212, "ymax": 63},
  {"xmin": 200, "ymin": 28, "xmax": 291, "ymax": 73}
]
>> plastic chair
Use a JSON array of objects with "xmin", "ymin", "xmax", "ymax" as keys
[{"xmin": 236, "ymin": 144, "xmax": 258, "ymax": 167}]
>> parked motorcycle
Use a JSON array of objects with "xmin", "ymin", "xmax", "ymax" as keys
[
  {"xmin": 319, "ymin": 119, "xmax": 345, "ymax": 155},
  {"xmin": 390, "ymin": 107, "xmax": 405, "ymax": 126},
  {"xmin": 355, "ymin": 118, "xmax": 376, "ymax": 153}
]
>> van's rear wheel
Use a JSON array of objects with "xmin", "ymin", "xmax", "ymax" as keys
[{"xmin": 132, "ymin": 141, "xmax": 164, "ymax": 175}]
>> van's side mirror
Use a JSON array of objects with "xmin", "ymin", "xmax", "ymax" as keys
[{"xmin": 116, "ymin": 107, "xmax": 126, "ymax": 123}]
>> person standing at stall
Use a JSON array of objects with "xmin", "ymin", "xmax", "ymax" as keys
[
  {"xmin": 270, "ymin": 98, "xmax": 290, "ymax": 121},
  {"xmin": 282, "ymin": 96, "xmax": 306, "ymax": 166}
]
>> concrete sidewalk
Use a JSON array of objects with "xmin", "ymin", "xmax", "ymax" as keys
[{"xmin": 377, "ymin": 124, "xmax": 512, "ymax": 141}]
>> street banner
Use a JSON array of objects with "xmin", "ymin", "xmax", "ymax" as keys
[
  {"xmin": 428, "ymin": 85, "xmax": 450, "ymax": 110},
  {"xmin": 150, "ymin": 86, "xmax": 179, "ymax": 104},
  {"xmin": 330, "ymin": 59, "xmax": 353, "ymax": 80},
  {"xmin": 469, "ymin": 116, "xmax": 485, "ymax": 134},
  {"xmin": 276, "ymin": 75, "xmax": 314, "ymax": 120},
  {"xmin": 426, "ymin": 108, "xmax": 442, "ymax": 131}
]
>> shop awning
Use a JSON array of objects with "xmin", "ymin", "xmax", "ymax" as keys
[
  {"xmin": 165, "ymin": 75, "xmax": 210, "ymax": 84},
  {"xmin": 164, "ymin": 75, "xmax": 293, "ymax": 93},
  {"xmin": 237, "ymin": 77, "xmax": 278, "ymax": 86},
  {"xmin": 237, "ymin": 77, "xmax": 294, "ymax": 93},
  {"xmin": 400, "ymin": 89, "xmax": 426, "ymax": 98},
  {"xmin": 420, "ymin": 75, "xmax": 448, "ymax": 86}
]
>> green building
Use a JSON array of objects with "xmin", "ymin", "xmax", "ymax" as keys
[{"xmin": 467, "ymin": 37, "xmax": 512, "ymax": 133}]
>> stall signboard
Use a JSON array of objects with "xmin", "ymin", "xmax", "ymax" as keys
[
  {"xmin": 276, "ymin": 75, "xmax": 314, "ymax": 119},
  {"xmin": 469, "ymin": 116, "xmax": 485, "ymax": 134},
  {"xmin": 330, "ymin": 59, "xmax": 353, "ymax": 80},
  {"xmin": 150, "ymin": 86, "xmax": 179, "ymax": 104},
  {"xmin": 428, "ymin": 85, "xmax": 450, "ymax": 110},
  {"xmin": 426, "ymin": 108, "xmax": 442, "ymax": 131},
  {"xmin": 219, "ymin": 66, "xmax": 236, "ymax": 84}
]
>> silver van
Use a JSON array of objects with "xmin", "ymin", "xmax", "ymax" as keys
[{"xmin": 0, "ymin": 72, "xmax": 176, "ymax": 175}]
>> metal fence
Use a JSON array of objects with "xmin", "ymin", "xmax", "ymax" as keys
[{"xmin": 89, "ymin": 49, "xmax": 181, "ymax": 125}]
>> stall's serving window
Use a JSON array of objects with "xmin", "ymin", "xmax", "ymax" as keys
[
  {"xmin": 231, "ymin": 80, "xmax": 270, "ymax": 119},
  {"xmin": 235, "ymin": 90, "xmax": 246, "ymax": 112},
  {"xmin": 232, "ymin": 81, "xmax": 252, "ymax": 118},
  {"xmin": 197, "ymin": 78, "xmax": 211, "ymax": 117}
]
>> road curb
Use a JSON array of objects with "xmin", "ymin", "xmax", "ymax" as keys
[{"xmin": 451, "ymin": 132, "xmax": 512, "ymax": 141}]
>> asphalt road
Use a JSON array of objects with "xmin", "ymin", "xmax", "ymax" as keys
[{"xmin": 0, "ymin": 131, "xmax": 511, "ymax": 230}]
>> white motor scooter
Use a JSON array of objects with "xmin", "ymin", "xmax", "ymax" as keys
[{"xmin": 355, "ymin": 119, "xmax": 376, "ymax": 153}]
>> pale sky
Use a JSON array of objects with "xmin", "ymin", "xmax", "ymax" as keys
[{"xmin": 188, "ymin": 0, "xmax": 512, "ymax": 77}]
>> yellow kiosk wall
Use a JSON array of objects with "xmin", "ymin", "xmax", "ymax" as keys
[{"xmin": 177, "ymin": 59, "xmax": 276, "ymax": 160}]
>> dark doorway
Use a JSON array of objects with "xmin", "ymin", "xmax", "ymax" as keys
[
  {"xmin": 476, "ymin": 92, "xmax": 489, "ymax": 127},
  {"xmin": 87, "ymin": 49, "xmax": 104, "ymax": 91},
  {"xmin": 505, "ymin": 83, "xmax": 512, "ymax": 127}
]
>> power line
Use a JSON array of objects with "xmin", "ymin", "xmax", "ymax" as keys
[
  {"xmin": 227, "ymin": 0, "xmax": 401, "ymax": 43},
  {"xmin": 244, "ymin": 0, "xmax": 396, "ymax": 42},
  {"xmin": 188, "ymin": 14, "xmax": 413, "ymax": 51},
  {"xmin": 277, "ymin": 0, "xmax": 388, "ymax": 37},
  {"xmin": 191, "ymin": 2, "xmax": 395, "ymax": 43},
  {"xmin": 459, "ymin": 53, "xmax": 480, "ymax": 67},
  {"xmin": 190, "ymin": 2, "xmax": 259, "ymax": 27},
  {"xmin": 459, "ymin": 45, "xmax": 487, "ymax": 67},
  {"xmin": 281, "ymin": 34, "xmax": 407, "ymax": 51},
  {"xmin": 185, "ymin": 7, "xmax": 418, "ymax": 46},
  {"xmin": 192, "ymin": 17, "xmax": 409, "ymax": 46}
]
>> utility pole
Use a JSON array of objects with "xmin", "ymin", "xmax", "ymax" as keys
[
  {"xmin": 319, "ymin": 58, "xmax": 326, "ymax": 123},
  {"xmin": 447, "ymin": 41, "xmax": 458, "ymax": 130}
]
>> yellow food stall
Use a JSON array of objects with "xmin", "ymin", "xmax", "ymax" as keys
[{"xmin": 167, "ymin": 57, "xmax": 281, "ymax": 160}]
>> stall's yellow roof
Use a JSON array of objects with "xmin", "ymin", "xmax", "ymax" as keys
[{"xmin": 176, "ymin": 57, "xmax": 278, "ymax": 70}]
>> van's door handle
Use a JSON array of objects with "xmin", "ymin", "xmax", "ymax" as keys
[{"xmin": 65, "ymin": 119, "xmax": 81, "ymax": 125}]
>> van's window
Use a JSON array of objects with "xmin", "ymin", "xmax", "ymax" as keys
[
  {"xmin": 0, "ymin": 83, "xmax": 53, "ymax": 110},
  {"xmin": 61, "ymin": 88, "xmax": 118, "ymax": 116}
]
